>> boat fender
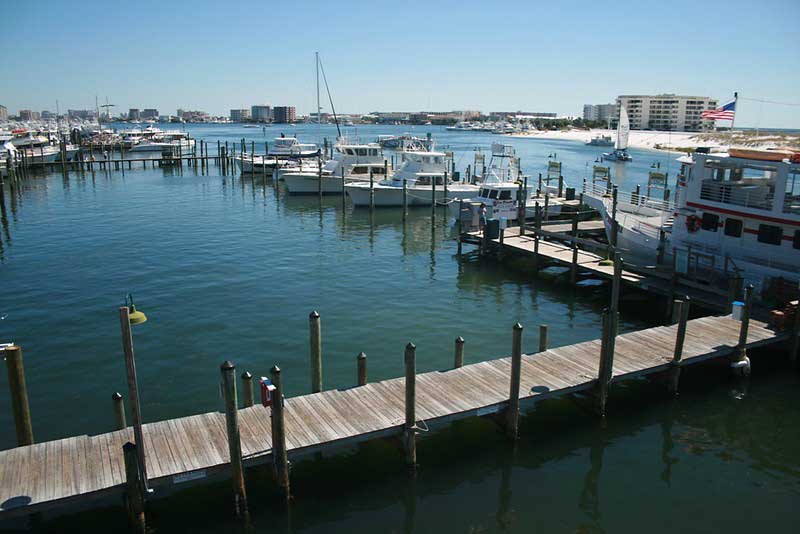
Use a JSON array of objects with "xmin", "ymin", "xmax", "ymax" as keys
[{"xmin": 685, "ymin": 215, "xmax": 701, "ymax": 233}]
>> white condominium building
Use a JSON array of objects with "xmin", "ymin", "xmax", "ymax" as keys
[{"xmin": 616, "ymin": 94, "xmax": 718, "ymax": 132}]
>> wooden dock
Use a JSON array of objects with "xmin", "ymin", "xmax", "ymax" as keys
[
  {"xmin": 0, "ymin": 315, "xmax": 788, "ymax": 521},
  {"xmin": 465, "ymin": 227, "xmax": 734, "ymax": 312}
]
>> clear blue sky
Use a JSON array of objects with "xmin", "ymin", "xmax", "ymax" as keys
[{"xmin": 4, "ymin": 0, "xmax": 799, "ymax": 127}]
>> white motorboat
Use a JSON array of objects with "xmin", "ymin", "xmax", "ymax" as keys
[
  {"xmin": 283, "ymin": 141, "xmax": 388, "ymax": 194},
  {"xmin": 603, "ymin": 106, "xmax": 632, "ymax": 161},
  {"xmin": 130, "ymin": 130, "xmax": 195, "ymax": 153},
  {"xmin": 269, "ymin": 136, "xmax": 318, "ymax": 158},
  {"xmin": 345, "ymin": 149, "xmax": 478, "ymax": 206}
]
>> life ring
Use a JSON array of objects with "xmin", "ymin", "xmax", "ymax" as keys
[{"xmin": 686, "ymin": 215, "xmax": 701, "ymax": 233}]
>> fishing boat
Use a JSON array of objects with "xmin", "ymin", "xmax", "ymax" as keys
[
  {"xmin": 268, "ymin": 136, "xmax": 318, "ymax": 158},
  {"xmin": 582, "ymin": 146, "xmax": 800, "ymax": 300},
  {"xmin": 603, "ymin": 106, "xmax": 632, "ymax": 162},
  {"xmin": 449, "ymin": 144, "xmax": 564, "ymax": 222},
  {"xmin": 283, "ymin": 141, "xmax": 387, "ymax": 194},
  {"xmin": 344, "ymin": 150, "xmax": 478, "ymax": 207}
]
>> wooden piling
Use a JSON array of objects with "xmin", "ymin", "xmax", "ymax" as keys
[
  {"xmin": 596, "ymin": 308, "xmax": 616, "ymax": 417},
  {"xmin": 269, "ymin": 365, "xmax": 290, "ymax": 501},
  {"xmin": 357, "ymin": 352, "xmax": 367, "ymax": 386},
  {"xmin": 122, "ymin": 442, "xmax": 146, "ymax": 533},
  {"xmin": 790, "ymin": 300, "xmax": 800, "ymax": 367},
  {"xmin": 454, "ymin": 336, "xmax": 465, "ymax": 368},
  {"xmin": 241, "ymin": 371, "xmax": 254, "ymax": 408},
  {"xmin": 669, "ymin": 298, "xmax": 690, "ymax": 394},
  {"xmin": 538, "ymin": 325, "xmax": 548, "ymax": 353},
  {"xmin": 402, "ymin": 179, "xmax": 408, "ymax": 218},
  {"xmin": 733, "ymin": 284, "xmax": 753, "ymax": 374},
  {"xmin": 403, "ymin": 343, "xmax": 417, "ymax": 469},
  {"xmin": 221, "ymin": 361, "xmax": 248, "ymax": 516},
  {"xmin": 309, "ymin": 311, "xmax": 322, "ymax": 393},
  {"xmin": 4, "ymin": 345, "xmax": 34, "ymax": 446},
  {"xmin": 119, "ymin": 306, "xmax": 148, "ymax": 485},
  {"xmin": 505, "ymin": 323, "xmax": 523, "ymax": 439},
  {"xmin": 113, "ymin": 392, "xmax": 127, "ymax": 430}
]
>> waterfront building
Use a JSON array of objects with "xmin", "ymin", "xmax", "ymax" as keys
[
  {"xmin": 128, "ymin": 108, "xmax": 141, "ymax": 120},
  {"xmin": 273, "ymin": 106, "xmax": 296, "ymax": 123},
  {"xmin": 489, "ymin": 111, "xmax": 557, "ymax": 120},
  {"xmin": 19, "ymin": 109, "xmax": 37, "ymax": 121},
  {"xmin": 68, "ymin": 109, "xmax": 96, "ymax": 120},
  {"xmin": 615, "ymin": 94, "xmax": 718, "ymax": 132},
  {"xmin": 142, "ymin": 108, "xmax": 159, "ymax": 119},
  {"xmin": 0, "ymin": 104, "xmax": 7, "ymax": 120},
  {"xmin": 251, "ymin": 105, "xmax": 272, "ymax": 122},
  {"xmin": 230, "ymin": 108, "xmax": 251, "ymax": 122},
  {"xmin": 583, "ymin": 103, "xmax": 617, "ymax": 123},
  {"xmin": 178, "ymin": 109, "xmax": 210, "ymax": 122}
]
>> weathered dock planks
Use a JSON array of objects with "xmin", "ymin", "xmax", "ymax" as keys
[{"xmin": 0, "ymin": 315, "xmax": 787, "ymax": 519}]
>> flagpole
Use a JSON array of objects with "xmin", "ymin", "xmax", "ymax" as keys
[{"xmin": 730, "ymin": 91, "xmax": 738, "ymax": 131}]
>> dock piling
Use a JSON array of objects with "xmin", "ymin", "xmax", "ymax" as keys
[
  {"xmin": 505, "ymin": 323, "xmax": 523, "ymax": 439},
  {"xmin": 269, "ymin": 365, "xmax": 291, "ymax": 501},
  {"xmin": 596, "ymin": 309, "xmax": 616, "ymax": 417},
  {"xmin": 454, "ymin": 336, "xmax": 465, "ymax": 368},
  {"xmin": 221, "ymin": 361, "xmax": 248, "ymax": 516},
  {"xmin": 122, "ymin": 442, "xmax": 146, "ymax": 533},
  {"xmin": 357, "ymin": 352, "xmax": 367, "ymax": 386},
  {"xmin": 4, "ymin": 345, "xmax": 34, "ymax": 446},
  {"xmin": 241, "ymin": 371, "xmax": 254, "ymax": 408},
  {"xmin": 732, "ymin": 284, "xmax": 753, "ymax": 376},
  {"xmin": 403, "ymin": 343, "xmax": 417, "ymax": 470},
  {"xmin": 790, "ymin": 301, "xmax": 800, "ymax": 367},
  {"xmin": 538, "ymin": 325, "xmax": 548, "ymax": 353},
  {"xmin": 669, "ymin": 298, "xmax": 690, "ymax": 394},
  {"xmin": 309, "ymin": 311, "xmax": 322, "ymax": 393},
  {"xmin": 112, "ymin": 392, "xmax": 126, "ymax": 430}
]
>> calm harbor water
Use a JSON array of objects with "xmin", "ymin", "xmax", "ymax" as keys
[{"xmin": 1, "ymin": 125, "xmax": 797, "ymax": 532}]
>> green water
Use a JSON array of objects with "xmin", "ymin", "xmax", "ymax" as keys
[{"xmin": 0, "ymin": 125, "xmax": 797, "ymax": 532}]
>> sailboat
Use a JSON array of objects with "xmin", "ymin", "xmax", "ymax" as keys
[{"xmin": 603, "ymin": 106, "xmax": 632, "ymax": 162}]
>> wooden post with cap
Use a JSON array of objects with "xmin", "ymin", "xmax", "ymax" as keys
[
  {"xmin": 454, "ymin": 336, "xmax": 465, "ymax": 368},
  {"xmin": 357, "ymin": 352, "xmax": 367, "ymax": 386},
  {"xmin": 669, "ymin": 298, "xmax": 690, "ymax": 394},
  {"xmin": 113, "ymin": 392, "xmax": 127, "ymax": 431},
  {"xmin": 403, "ymin": 343, "xmax": 417, "ymax": 470},
  {"xmin": 270, "ymin": 365, "xmax": 290, "ymax": 501},
  {"xmin": 505, "ymin": 323, "xmax": 523, "ymax": 439},
  {"xmin": 4, "ymin": 345, "xmax": 34, "ymax": 446},
  {"xmin": 309, "ymin": 310, "xmax": 322, "ymax": 393},
  {"xmin": 241, "ymin": 371, "xmax": 254, "ymax": 408},
  {"xmin": 221, "ymin": 360, "xmax": 248, "ymax": 516}
]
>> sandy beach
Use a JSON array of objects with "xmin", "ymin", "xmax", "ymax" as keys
[{"xmin": 507, "ymin": 128, "xmax": 800, "ymax": 152}]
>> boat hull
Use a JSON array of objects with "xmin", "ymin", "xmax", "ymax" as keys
[{"xmin": 345, "ymin": 184, "xmax": 480, "ymax": 207}]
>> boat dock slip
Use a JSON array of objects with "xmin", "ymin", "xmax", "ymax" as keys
[{"xmin": 0, "ymin": 315, "xmax": 788, "ymax": 521}]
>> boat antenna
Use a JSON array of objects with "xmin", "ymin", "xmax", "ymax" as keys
[{"xmin": 317, "ymin": 55, "xmax": 341, "ymax": 139}]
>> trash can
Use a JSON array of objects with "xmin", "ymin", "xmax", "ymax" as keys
[
  {"xmin": 499, "ymin": 217, "xmax": 508, "ymax": 230},
  {"xmin": 565, "ymin": 187, "xmax": 576, "ymax": 201},
  {"xmin": 486, "ymin": 218, "xmax": 500, "ymax": 239},
  {"xmin": 732, "ymin": 301, "xmax": 744, "ymax": 321}
]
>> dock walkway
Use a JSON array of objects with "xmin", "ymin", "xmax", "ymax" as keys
[{"xmin": 0, "ymin": 316, "xmax": 786, "ymax": 519}]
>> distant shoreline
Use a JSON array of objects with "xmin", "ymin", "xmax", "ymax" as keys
[{"xmin": 506, "ymin": 128, "xmax": 800, "ymax": 152}]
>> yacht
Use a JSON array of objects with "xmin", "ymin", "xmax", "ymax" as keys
[
  {"xmin": 446, "ymin": 121, "xmax": 474, "ymax": 131},
  {"xmin": 344, "ymin": 150, "xmax": 478, "ymax": 206},
  {"xmin": 130, "ymin": 130, "xmax": 195, "ymax": 153},
  {"xmin": 582, "ymin": 146, "xmax": 800, "ymax": 298},
  {"xmin": 283, "ymin": 141, "xmax": 388, "ymax": 194},
  {"xmin": 603, "ymin": 106, "xmax": 632, "ymax": 162}
]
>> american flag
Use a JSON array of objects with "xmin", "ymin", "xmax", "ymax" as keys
[{"xmin": 702, "ymin": 100, "xmax": 736, "ymax": 121}]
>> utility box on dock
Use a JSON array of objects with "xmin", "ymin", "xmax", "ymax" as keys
[{"xmin": 732, "ymin": 301, "xmax": 744, "ymax": 321}]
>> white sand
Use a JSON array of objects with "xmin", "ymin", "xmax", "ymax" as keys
[{"xmin": 506, "ymin": 128, "xmax": 797, "ymax": 152}]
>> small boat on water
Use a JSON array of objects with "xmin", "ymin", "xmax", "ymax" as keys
[
  {"xmin": 283, "ymin": 140, "xmax": 388, "ymax": 194},
  {"xmin": 603, "ymin": 106, "xmax": 632, "ymax": 162},
  {"xmin": 587, "ymin": 134, "xmax": 614, "ymax": 146},
  {"xmin": 129, "ymin": 130, "xmax": 195, "ymax": 153},
  {"xmin": 345, "ymin": 149, "xmax": 478, "ymax": 207},
  {"xmin": 269, "ymin": 136, "xmax": 318, "ymax": 158}
]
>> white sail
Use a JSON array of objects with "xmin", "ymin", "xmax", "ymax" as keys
[{"xmin": 616, "ymin": 106, "xmax": 630, "ymax": 150}]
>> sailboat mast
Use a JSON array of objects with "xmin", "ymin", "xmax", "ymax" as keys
[{"xmin": 316, "ymin": 52, "xmax": 321, "ymax": 129}]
